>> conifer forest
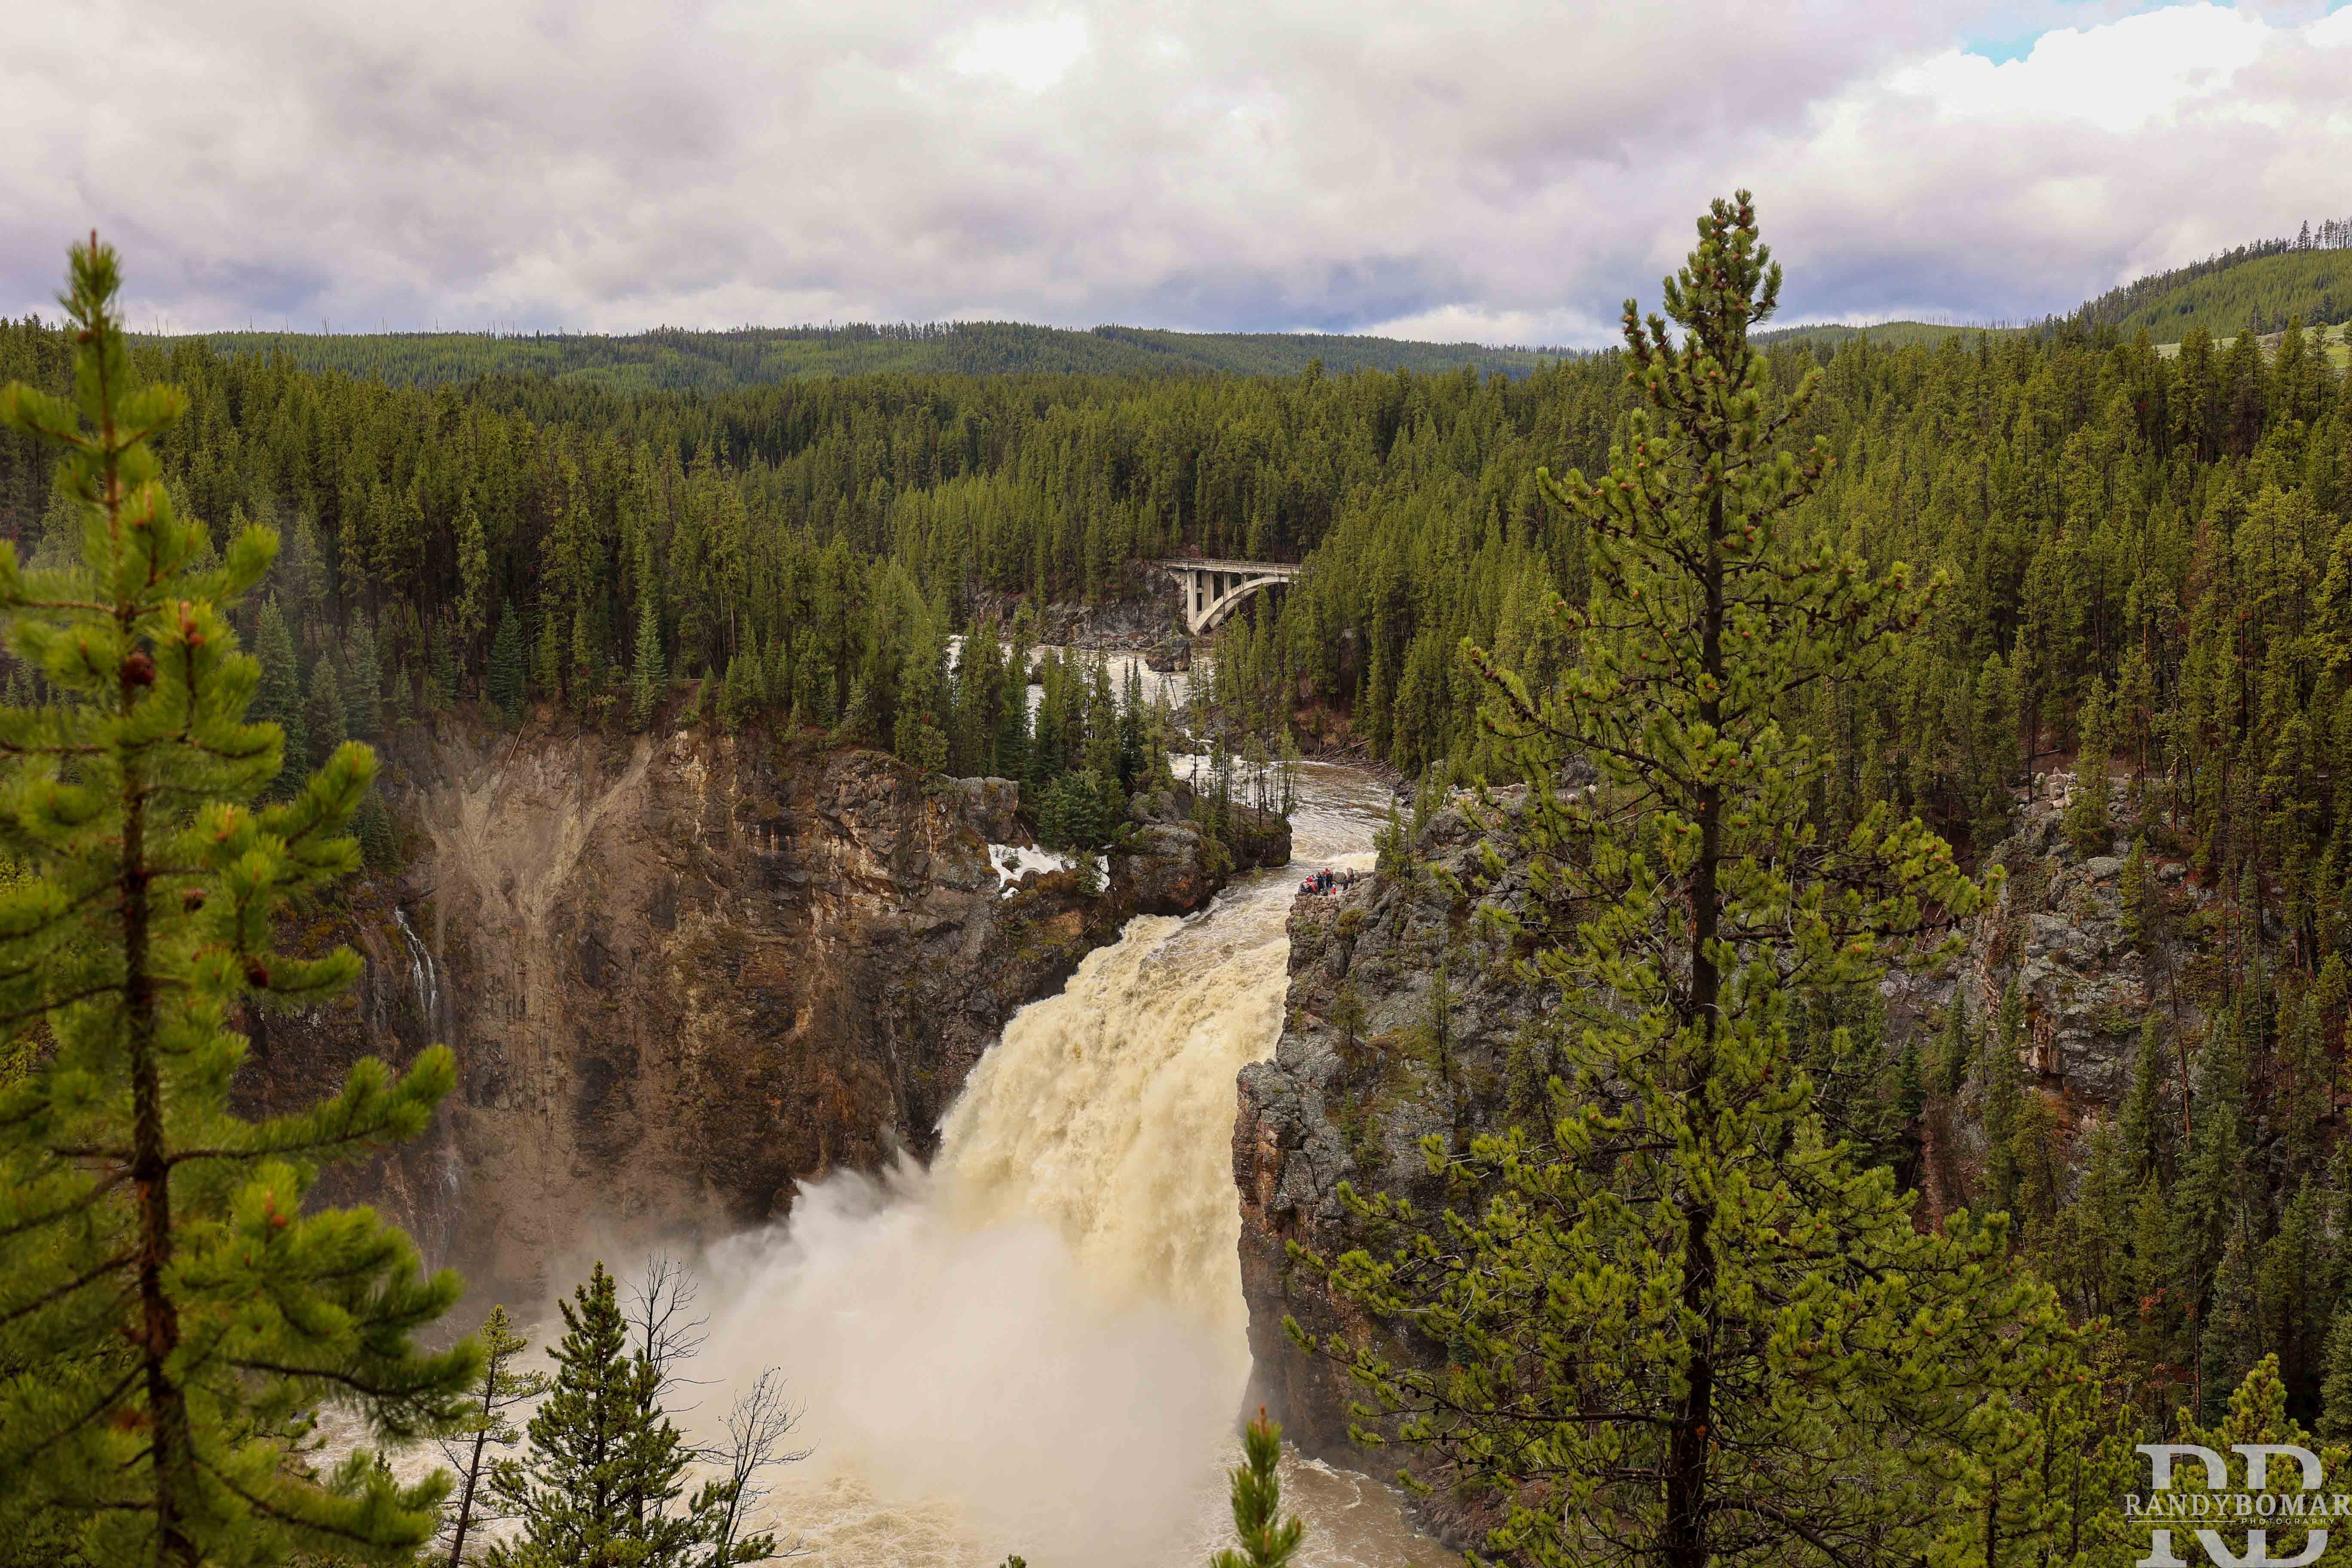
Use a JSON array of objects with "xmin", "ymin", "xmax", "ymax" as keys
[{"xmin": 6, "ymin": 55, "xmax": 2352, "ymax": 1564}]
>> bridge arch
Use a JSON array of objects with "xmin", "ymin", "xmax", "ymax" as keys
[{"xmin": 1157, "ymin": 559, "xmax": 1303, "ymax": 635}]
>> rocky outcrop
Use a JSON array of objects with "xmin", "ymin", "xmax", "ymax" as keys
[
  {"xmin": 1144, "ymin": 635, "xmax": 1193, "ymax": 673},
  {"xmin": 241, "ymin": 715, "xmax": 1278, "ymax": 1307},
  {"xmin": 1948, "ymin": 771, "xmax": 2209, "ymax": 1102},
  {"xmin": 1234, "ymin": 796, "xmax": 1528, "ymax": 1531},
  {"xmin": 965, "ymin": 587, "xmax": 1178, "ymax": 650},
  {"xmin": 1885, "ymin": 769, "xmax": 2215, "ymax": 1213}
]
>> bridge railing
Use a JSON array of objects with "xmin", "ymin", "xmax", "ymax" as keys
[{"xmin": 1154, "ymin": 559, "xmax": 1304, "ymax": 576}]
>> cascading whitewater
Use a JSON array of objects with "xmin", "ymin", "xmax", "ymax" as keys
[
  {"xmin": 692, "ymin": 915, "xmax": 1290, "ymax": 1564},
  {"xmin": 680, "ymin": 763, "xmax": 1425, "ymax": 1567}
]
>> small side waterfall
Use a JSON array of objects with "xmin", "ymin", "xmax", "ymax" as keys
[
  {"xmin": 391, "ymin": 906, "xmax": 443, "ymax": 1039},
  {"xmin": 390, "ymin": 906, "xmax": 460, "ymax": 1267}
]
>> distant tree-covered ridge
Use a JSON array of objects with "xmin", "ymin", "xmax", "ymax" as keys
[
  {"xmin": 149, "ymin": 319, "xmax": 1576, "ymax": 393},
  {"xmin": 1758, "ymin": 216, "xmax": 2352, "ymax": 355}
]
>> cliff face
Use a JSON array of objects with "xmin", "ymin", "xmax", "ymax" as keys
[
  {"xmin": 1234, "ymin": 797, "xmax": 1531, "ymax": 1528},
  {"xmin": 1234, "ymin": 772, "xmax": 2216, "ymax": 1533},
  {"xmin": 241, "ymin": 715, "xmax": 1283, "ymax": 1305},
  {"xmin": 1902, "ymin": 769, "xmax": 2215, "ymax": 1213}
]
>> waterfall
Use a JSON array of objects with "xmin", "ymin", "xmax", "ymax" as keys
[
  {"xmin": 682, "ymin": 764, "xmax": 1437, "ymax": 1567},
  {"xmin": 391, "ymin": 906, "xmax": 460, "ymax": 1268},
  {"xmin": 391, "ymin": 906, "xmax": 442, "ymax": 1038}
]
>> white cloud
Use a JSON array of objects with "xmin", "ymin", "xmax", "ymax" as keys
[
  {"xmin": 952, "ymin": 14, "xmax": 1090, "ymax": 91},
  {"xmin": 1891, "ymin": 4, "xmax": 2265, "ymax": 132},
  {"xmin": 0, "ymin": 1, "xmax": 2346, "ymax": 344}
]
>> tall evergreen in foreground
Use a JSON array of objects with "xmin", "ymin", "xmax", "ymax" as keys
[
  {"xmin": 1302, "ymin": 196, "xmax": 2071, "ymax": 1568},
  {"xmin": 0, "ymin": 238, "xmax": 476, "ymax": 1565}
]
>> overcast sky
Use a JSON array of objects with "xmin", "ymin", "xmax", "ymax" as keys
[{"xmin": 3, "ymin": 0, "xmax": 2348, "ymax": 346}]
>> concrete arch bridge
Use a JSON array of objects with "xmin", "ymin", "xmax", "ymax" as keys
[{"xmin": 1157, "ymin": 558, "xmax": 1304, "ymax": 635}]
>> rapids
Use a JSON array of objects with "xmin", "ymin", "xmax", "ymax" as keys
[{"xmin": 684, "ymin": 760, "xmax": 1452, "ymax": 1565}]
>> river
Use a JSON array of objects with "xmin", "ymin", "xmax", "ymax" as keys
[{"xmin": 681, "ymin": 758, "xmax": 1451, "ymax": 1566}]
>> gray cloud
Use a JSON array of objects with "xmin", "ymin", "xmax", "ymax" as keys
[{"xmin": 1, "ymin": 0, "xmax": 2344, "ymax": 343}]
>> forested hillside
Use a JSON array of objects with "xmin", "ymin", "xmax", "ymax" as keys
[
  {"xmin": 2098, "ymin": 249, "xmax": 2352, "ymax": 341},
  {"xmin": 1758, "ymin": 218, "xmax": 2352, "ymax": 356},
  {"xmin": 1752, "ymin": 319, "xmax": 2006, "ymax": 351},
  {"xmin": 11, "ymin": 257, "xmax": 2352, "ymax": 1430},
  {"xmin": 13, "ymin": 301, "xmax": 2352, "ymax": 888},
  {"xmin": 163, "ymin": 320, "xmax": 1569, "ymax": 393}
]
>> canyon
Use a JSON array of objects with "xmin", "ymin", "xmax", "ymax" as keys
[
  {"xmin": 241, "ymin": 709, "xmax": 1285, "ymax": 1310},
  {"xmin": 245, "ymin": 698, "xmax": 2185, "ymax": 1562}
]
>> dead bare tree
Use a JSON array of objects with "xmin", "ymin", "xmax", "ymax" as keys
[
  {"xmin": 705, "ymin": 1369, "xmax": 813, "ymax": 1565},
  {"xmin": 626, "ymin": 1254, "xmax": 711, "ymax": 1406}
]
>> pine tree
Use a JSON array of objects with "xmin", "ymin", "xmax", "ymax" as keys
[
  {"xmin": 253, "ymin": 593, "xmax": 308, "ymax": 783},
  {"xmin": 2119, "ymin": 834, "xmax": 2152, "ymax": 952},
  {"xmin": 0, "ymin": 235, "xmax": 475, "ymax": 1568},
  {"xmin": 487, "ymin": 598, "xmax": 529, "ymax": 720},
  {"xmin": 720, "ymin": 650, "xmax": 755, "ymax": 732},
  {"xmin": 486, "ymin": 1262, "xmax": 744, "ymax": 1568},
  {"xmin": 1928, "ymin": 1329, "xmax": 2143, "ymax": 1568},
  {"xmin": 2176, "ymin": 1012, "xmax": 2259, "ymax": 1420},
  {"xmin": 306, "ymin": 650, "xmax": 349, "ymax": 759},
  {"xmin": 1970, "ymin": 653, "xmax": 2020, "ymax": 840},
  {"xmin": 994, "ymin": 656, "xmax": 1031, "ymax": 781},
  {"xmin": 899, "ymin": 707, "xmax": 948, "ymax": 777},
  {"xmin": 1933, "ymin": 997, "xmax": 1972, "ymax": 1099},
  {"xmin": 440, "ymin": 1305, "xmax": 550, "ymax": 1568},
  {"xmin": 430, "ymin": 618, "xmax": 460, "ymax": 712},
  {"xmin": 830, "ymin": 676, "xmax": 871, "ymax": 746},
  {"xmin": 532, "ymin": 604, "xmax": 562, "ymax": 707},
  {"xmin": 1211, "ymin": 1409, "xmax": 1302, "ymax": 1568},
  {"xmin": 2318, "ymin": 1297, "xmax": 2352, "ymax": 1440},
  {"xmin": 630, "ymin": 590, "xmax": 665, "ymax": 732},
  {"xmin": 345, "ymin": 616, "xmax": 384, "ymax": 739},
  {"xmin": 274, "ymin": 514, "xmax": 326, "ymax": 625},
  {"xmin": 356, "ymin": 785, "xmax": 399, "ymax": 870},
  {"xmin": 1896, "ymin": 1030, "xmax": 1926, "ymax": 1124},
  {"xmin": 454, "ymin": 493, "xmax": 491, "ymax": 652},
  {"xmin": 2064, "ymin": 676, "xmax": 2113, "ymax": 856},
  {"xmin": 2063, "ymin": 1118, "xmax": 2132, "ymax": 1319},
  {"xmin": 2119, "ymin": 1012, "xmax": 2168, "ymax": 1183},
  {"xmin": 1306, "ymin": 196, "xmax": 2060, "ymax": 1568}
]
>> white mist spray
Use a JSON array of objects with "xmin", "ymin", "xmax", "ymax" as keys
[
  {"xmin": 691, "ymin": 915, "xmax": 1286, "ymax": 1564},
  {"xmin": 682, "ymin": 764, "xmax": 1418, "ymax": 1567}
]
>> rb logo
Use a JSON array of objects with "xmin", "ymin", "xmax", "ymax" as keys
[{"xmin": 2135, "ymin": 1445, "xmax": 2330, "ymax": 1568}]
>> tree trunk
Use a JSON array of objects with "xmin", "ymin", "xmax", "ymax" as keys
[
  {"xmin": 445, "ymin": 1360, "xmax": 499, "ymax": 1568},
  {"xmin": 1663, "ymin": 480, "xmax": 1729, "ymax": 1568},
  {"xmin": 126, "ymin": 763, "xmax": 196, "ymax": 1567}
]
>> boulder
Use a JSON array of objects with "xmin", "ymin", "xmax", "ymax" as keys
[
  {"xmin": 1144, "ymin": 635, "xmax": 1193, "ymax": 673},
  {"xmin": 950, "ymin": 775, "xmax": 1023, "ymax": 844}
]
